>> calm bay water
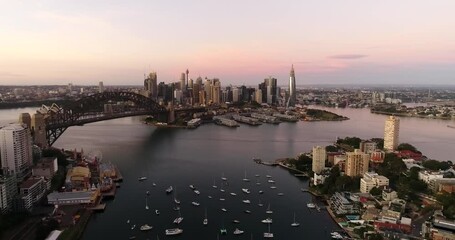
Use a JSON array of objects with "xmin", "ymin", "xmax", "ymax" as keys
[{"xmin": 1, "ymin": 107, "xmax": 454, "ymax": 239}]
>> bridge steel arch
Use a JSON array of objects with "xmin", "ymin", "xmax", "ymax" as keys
[{"xmin": 44, "ymin": 91, "xmax": 167, "ymax": 146}]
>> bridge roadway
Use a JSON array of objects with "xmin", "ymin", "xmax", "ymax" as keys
[{"xmin": 46, "ymin": 110, "xmax": 166, "ymax": 129}]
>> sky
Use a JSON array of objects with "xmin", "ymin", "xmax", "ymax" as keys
[{"xmin": 1, "ymin": 0, "xmax": 455, "ymax": 86}]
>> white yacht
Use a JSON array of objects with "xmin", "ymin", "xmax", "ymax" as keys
[
  {"xmin": 221, "ymin": 208, "xmax": 227, "ymax": 212},
  {"xmin": 241, "ymin": 188, "xmax": 250, "ymax": 194},
  {"xmin": 155, "ymin": 209, "xmax": 160, "ymax": 215},
  {"xmin": 131, "ymin": 224, "xmax": 136, "ymax": 230},
  {"xmin": 230, "ymin": 192, "xmax": 237, "ymax": 196},
  {"xmin": 243, "ymin": 170, "xmax": 250, "ymax": 182},
  {"xmin": 194, "ymin": 190, "xmax": 200, "ymax": 195},
  {"xmin": 165, "ymin": 228, "xmax": 183, "ymax": 236},
  {"xmin": 189, "ymin": 185, "xmax": 196, "ymax": 190},
  {"xmin": 138, "ymin": 177, "xmax": 147, "ymax": 181},
  {"xmin": 267, "ymin": 179, "xmax": 275, "ymax": 183},
  {"xmin": 173, "ymin": 217, "xmax": 183, "ymax": 224},
  {"xmin": 221, "ymin": 173, "xmax": 227, "ymax": 181},
  {"xmin": 203, "ymin": 208, "xmax": 208, "ymax": 226},
  {"xmin": 261, "ymin": 218, "xmax": 272, "ymax": 224},
  {"xmin": 264, "ymin": 223, "xmax": 273, "ymax": 238},
  {"xmin": 242, "ymin": 199, "xmax": 251, "ymax": 204},
  {"xmin": 277, "ymin": 193, "xmax": 284, "ymax": 196},
  {"xmin": 212, "ymin": 180, "xmax": 217, "ymax": 188},
  {"xmin": 140, "ymin": 224, "xmax": 153, "ymax": 231},
  {"xmin": 307, "ymin": 203, "xmax": 316, "ymax": 209},
  {"xmin": 291, "ymin": 212, "xmax": 300, "ymax": 227},
  {"xmin": 166, "ymin": 186, "xmax": 173, "ymax": 194},
  {"xmin": 192, "ymin": 201, "xmax": 200, "ymax": 206},
  {"xmin": 266, "ymin": 203, "xmax": 273, "ymax": 214},
  {"xmin": 233, "ymin": 228, "xmax": 244, "ymax": 235}
]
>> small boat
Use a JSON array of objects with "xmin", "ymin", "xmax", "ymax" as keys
[
  {"xmin": 131, "ymin": 224, "xmax": 136, "ymax": 230},
  {"xmin": 232, "ymin": 220, "xmax": 240, "ymax": 223},
  {"xmin": 242, "ymin": 199, "xmax": 251, "ymax": 204},
  {"xmin": 166, "ymin": 186, "xmax": 173, "ymax": 194},
  {"xmin": 266, "ymin": 175, "xmax": 272, "ymax": 178},
  {"xmin": 220, "ymin": 198, "xmax": 225, "ymax": 201},
  {"xmin": 267, "ymin": 179, "xmax": 275, "ymax": 183},
  {"xmin": 127, "ymin": 219, "xmax": 130, "ymax": 224},
  {"xmin": 140, "ymin": 224, "xmax": 153, "ymax": 231},
  {"xmin": 155, "ymin": 209, "xmax": 160, "ymax": 215},
  {"xmin": 203, "ymin": 208, "xmax": 208, "ymax": 226},
  {"xmin": 244, "ymin": 210, "xmax": 251, "ymax": 214},
  {"xmin": 277, "ymin": 193, "xmax": 284, "ymax": 196},
  {"xmin": 255, "ymin": 174, "xmax": 260, "ymax": 177},
  {"xmin": 243, "ymin": 170, "xmax": 250, "ymax": 182},
  {"xmin": 230, "ymin": 192, "xmax": 237, "ymax": 196},
  {"xmin": 152, "ymin": 182, "xmax": 156, "ymax": 186},
  {"xmin": 173, "ymin": 217, "xmax": 183, "ymax": 224},
  {"xmin": 208, "ymin": 195, "xmax": 213, "ymax": 199},
  {"xmin": 291, "ymin": 212, "xmax": 300, "ymax": 227},
  {"xmin": 165, "ymin": 228, "xmax": 183, "ymax": 236},
  {"xmin": 189, "ymin": 185, "xmax": 196, "ymax": 190},
  {"xmin": 220, "ymin": 188, "xmax": 225, "ymax": 193},
  {"xmin": 258, "ymin": 200, "xmax": 264, "ymax": 207},
  {"xmin": 448, "ymin": 125, "xmax": 455, "ymax": 129},
  {"xmin": 307, "ymin": 203, "xmax": 316, "ymax": 209},
  {"xmin": 146, "ymin": 191, "xmax": 150, "ymax": 195},
  {"xmin": 256, "ymin": 182, "xmax": 261, "ymax": 185},
  {"xmin": 259, "ymin": 190, "xmax": 264, "ymax": 194},
  {"xmin": 220, "ymin": 228, "xmax": 227, "ymax": 235},
  {"xmin": 145, "ymin": 196, "xmax": 149, "ymax": 210},
  {"xmin": 138, "ymin": 177, "xmax": 147, "ymax": 181},
  {"xmin": 221, "ymin": 208, "xmax": 227, "ymax": 212},
  {"xmin": 221, "ymin": 173, "xmax": 227, "ymax": 181},
  {"xmin": 194, "ymin": 190, "xmax": 200, "ymax": 195},
  {"xmin": 261, "ymin": 218, "xmax": 272, "ymax": 224},
  {"xmin": 174, "ymin": 187, "xmax": 180, "ymax": 204},
  {"xmin": 264, "ymin": 223, "xmax": 273, "ymax": 238},
  {"xmin": 233, "ymin": 228, "xmax": 244, "ymax": 235},
  {"xmin": 241, "ymin": 188, "xmax": 250, "ymax": 194},
  {"xmin": 173, "ymin": 206, "xmax": 180, "ymax": 211},
  {"xmin": 266, "ymin": 203, "xmax": 273, "ymax": 214},
  {"xmin": 212, "ymin": 179, "xmax": 218, "ymax": 188},
  {"xmin": 128, "ymin": 236, "xmax": 136, "ymax": 240},
  {"xmin": 192, "ymin": 201, "xmax": 200, "ymax": 206},
  {"xmin": 270, "ymin": 186, "xmax": 277, "ymax": 189}
]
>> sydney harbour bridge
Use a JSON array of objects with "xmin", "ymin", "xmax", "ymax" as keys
[{"xmin": 24, "ymin": 91, "xmax": 205, "ymax": 146}]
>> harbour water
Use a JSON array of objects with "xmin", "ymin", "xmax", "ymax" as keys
[{"xmin": 1, "ymin": 107, "xmax": 454, "ymax": 239}]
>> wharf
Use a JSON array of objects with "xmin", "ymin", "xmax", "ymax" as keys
[
  {"xmin": 89, "ymin": 203, "xmax": 106, "ymax": 211},
  {"xmin": 113, "ymin": 166, "xmax": 123, "ymax": 182},
  {"xmin": 101, "ymin": 185, "xmax": 117, "ymax": 199},
  {"xmin": 253, "ymin": 158, "xmax": 278, "ymax": 166},
  {"xmin": 277, "ymin": 162, "xmax": 309, "ymax": 177}
]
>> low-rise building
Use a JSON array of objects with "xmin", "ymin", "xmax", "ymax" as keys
[
  {"xmin": 419, "ymin": 170, "xmax": 444, "ymax": 184},
  {"xmin": 47, "ymin": 190, "xmax": 100, "ymax": 205},
  {"xmin": 429, "ymin": 178, "xmax": 455, "ymax": 193},
  {"xmin": 422, "ymin": 211, "xmax": 455, "ymax": 240},
  {"xmin": 313, "ymin": 171, "xmax": 330, "ymax": 186},
  {"xmin": 360, "ymin": 172, "xmax": 389, "ymax": 193},
  {"xmin": 19, "ymin": 176, "xmax": 49, "ymax": 211},
  {"xmin": 65, "ymin": 166, "xmax": 91, "ymax": 191},
  {"xmin": 382, "ymin": 188, "xmax": 398, "ymax": 201},
  {"xmin": 32, "ymin": 157, "xmax": 58, "ymax": 179},
  {"xmin": 330, "ymin": 192, "xmax": 360, "ymax": 216},
  {"xmin": 370, "ymin": 150, "xmax": 385, "ymax": 164}
]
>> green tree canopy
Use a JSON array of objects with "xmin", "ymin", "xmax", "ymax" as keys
[
  {"xmin": 397, "ymin": 143, "xmax": 419, "ymax": 152},
  {"xmin": 422, "ymin": 160, "xmax": 451, "ymax": 171}
]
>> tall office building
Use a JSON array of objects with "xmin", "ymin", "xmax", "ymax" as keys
[
  {"xmin": 0, "ymin": 170, "xmax": 18, "ymax": 213},
  {"xmin": 98, "ymin": 81, "xmax": 104, "ymax": 93},
  {"xmin": 255, "ymin": 89, "xmax": 263, "ymax": 104},
  {"xmin": 345, "ymin": 149, "xmax": 370, "ymax": 177},
  {"xmin": 384, "ymin": 116, "xmax": 400, "ymax": 151},
  {"xmin": 180, "ymin": 73, "xmax": 186, "ymax": 91},
  {"xmin": 211, "ymin": 79, "xmax": 221, "ymax": 104},
  {"xmin": 312, "ymin": 146, "xmax": 327, "ymax": 174},
  {"xmin": 185, "ymin": 69, "xmax": 189, "ymax": 89},
  {"xmin": 144, "ymin": 72, "xmax": 158, "ymax": 98},
  {"xmin": 264, "ymin": 77, "xmax": 277, "ymax": 105},
  {"xmin": 288, "ymin": 65, "xmax": 296, "ymax": 107},
  {"xmin": 0, "ymin": 124, "xmax": 33, "ymax": 181}
]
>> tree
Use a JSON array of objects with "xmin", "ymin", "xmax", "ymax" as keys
[
  {"xmin": 422, "ymin": 160, "xmax": 451, "ymax": 171},
  {"xmin": 377, "ymin": 153, "xmax": 406, "ymax": 187},
  {"xmin": 370, "ymin": 187, "xmax": 383, "ymax": 196},
  {"xmin": 368, "ymin": 233, "xmax": 384, "ymax": 240},
  {"xmin": 336, "ymin": 137, "xmax": 362, "ymax": 149},
  {"xmin": 325, "ymin": 145, "xmax": 339, "ymax": 153},
  {"xmin": 397, "ymin": 143, "xmax": 418, "ymax": 152},
  {"xmin": 370, "ymin": 138, "xmax": 384, "ymax": 150}
]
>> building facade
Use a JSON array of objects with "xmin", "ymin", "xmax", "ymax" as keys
[
  {"xmin": 0, "ymin": 123, "xmax": 33, "ymax": 181},
  {"xmin": 384, "ymin": 116, "xmax": 400, "ymax": 151},
  {"xmin": 345, "ymin": 149, "xmax": 370, "ymax": 177},
  {"xmin": 312, "ymin": 146, "xmax": 326, "ymax": 174},
  {"xmin": 288, "ymin": 65, "xmax": 296, "ymax": 107},
  {"xmin": 360, "ymin": 172, "xmax": 389, "ymax": 193}
]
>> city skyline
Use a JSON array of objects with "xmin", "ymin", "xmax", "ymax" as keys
[{"xmin": 2, "ymin": 1, "xmax": 455, "ymax": 85}]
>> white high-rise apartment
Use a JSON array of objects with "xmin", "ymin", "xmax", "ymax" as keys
[
  {"xmin": 345, "ymin": 149, "xmax": 370, "ymax": 177},
  {"xmin": 312, "ymin": 146, "xmax": 326, "ymax": 174},
  {"xmin": 0, "ymin": 124, "xmax": 33, "ymax": 181},
  {"xmin": 384, "ymin": 116, "xmax": 400, "ymax": 151}
]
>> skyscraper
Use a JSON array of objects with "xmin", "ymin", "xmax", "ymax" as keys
[
  {"xmin": 180, "ymin": 73, "xmax": 186, "ymax": 91},
  {"xmin": 288, "ymin": 65, "xmax": 296, "ymax": 107},
  {"xmin": 312, "ymin": 146, "xmax": 326, "ymax": 174},
  {"xmin": 0, "ymin": 124, "xmax": 33, "ymax": 181},
  {"xmin": 345, "ymin": 149, "xmax": 370, "ymax": 177},
  {"xmin": 144, "ymin": 72, "xmax": 158, "ymax": 98},
  {"xmin": 384, "ymin": 116, "xmax": 400, "ymax": 151},
  {"xmin": 98, "ymin": 81, "xmax": 104, "ymax": 93}
]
